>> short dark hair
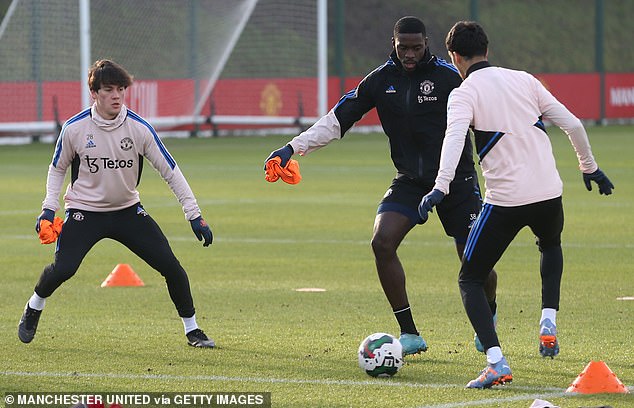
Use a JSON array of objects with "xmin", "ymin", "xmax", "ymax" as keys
[
  {"xmin": 393, "ymin": 16, "xmax": 426, "ymax": 37},
  {"xmin": 446, "ymin": 21, "xmax": 488, "ymax": 58},
  {"xmin": 88, "ymin": 59, "xmax": 133, "ymax": 92}
]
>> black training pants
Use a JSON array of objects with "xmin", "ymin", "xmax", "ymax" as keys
[
  {"xmin": 34, "ymin": 203, "xmax": 195, "ymax": 318},
  {"xmin": 458, "ymin": 196, "xmax": 564, "ymax": 351}
]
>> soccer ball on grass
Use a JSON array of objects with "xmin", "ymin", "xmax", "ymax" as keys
[{"xmin": 358, "ymin": 332, "xmax": 403, "ymax": 377}]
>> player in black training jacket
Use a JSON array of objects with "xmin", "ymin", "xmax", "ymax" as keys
[{"xmin": 265, "ymin": 16, "xmax": 497, "ymax": 356}]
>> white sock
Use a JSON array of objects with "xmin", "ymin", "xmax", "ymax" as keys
[
  {"xmin": 486, "ymin": 346, "xmax": 503, "ymax": 365},
  {"xmin": 28, "ymin": 292, "xmax": 46, "ymax": 310},
  {"xmin": 540, "ymin": 308, "xmax": 557, "ymax": 325},
  {"xmin": 182, "ymin": 315, "xmax": 198, "ymax": 334}
]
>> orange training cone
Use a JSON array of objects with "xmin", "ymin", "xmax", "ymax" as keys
[
  {"xmin": 100, "ymin": 264, "xmax": 145, "ymax": 287},
  {"xmin": 565, "ymin": 361, "xmax": 629, "ymax": 394}
]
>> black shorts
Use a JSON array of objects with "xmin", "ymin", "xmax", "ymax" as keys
[{"xmin": 377, "ymin": 174, "xmax": 483, "ymax": 243}]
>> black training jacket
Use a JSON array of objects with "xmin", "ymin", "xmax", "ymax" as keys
[{"xmin": 334, "ymin": 49, "xmax": 475, "ymax": 184}]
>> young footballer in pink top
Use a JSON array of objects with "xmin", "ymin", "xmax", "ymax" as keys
[
  {"xmin": 419, "ymin": 21, "xmax": 614, "ymax": 388},
  {"xmin": 19, "ymin": 60, "xmax": 216, "ymax": 349}
]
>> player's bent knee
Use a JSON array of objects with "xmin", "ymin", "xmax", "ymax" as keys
[{"xmin": 371, "ymin": 234, "xmax": 398, "ymax": 257}]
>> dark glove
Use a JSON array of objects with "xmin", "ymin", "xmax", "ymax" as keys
[
  {"xmin": 35, "ymin": 209, "xmax": 55, "ymax": 233},
  {"xmin": 264, "ymin": 144, "xmax": 294, "ymax": 169},
  {"xmin": 190, "ymin": 216, "xmax": 213, "ymax": 247},
  {"xmin": 418, "ymin": 189, "xmax": 445, "ymax": 223},
  {"xmin": 583, "ymin": 168, "xmax": 614, "ymax": 195}
]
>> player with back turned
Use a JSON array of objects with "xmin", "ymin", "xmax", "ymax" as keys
[
  {"xmin": 18, "ymin": 59, "xmax": 216, "ymax": 349},
  {"xmin": 419, "ymin": 21, "xmax": 614, "ymax": 388},
  {"xmin": 265, "ymin": 16, "xmax": 498, "ymax": 356}
]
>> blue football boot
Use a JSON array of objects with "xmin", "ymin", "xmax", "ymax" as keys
[
  {"xmin": 539, "ymin": 318, "xmax": 559, "ymax": 358},
  {"xmin": 399, "ymin": 333, "xmax": 428, "ymax": 356},
  {"xmin": 466, "ymin": 357, "xmax": 513, "ymax": 389}
]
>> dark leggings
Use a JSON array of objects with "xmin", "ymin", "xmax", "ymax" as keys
[
  {"xmin": 35, "ymin": 204, "xmax": 195, "ymax": 317},
  {"xmin": 458, "ymin": 197, "xmax": 564, "ymax": 351}
]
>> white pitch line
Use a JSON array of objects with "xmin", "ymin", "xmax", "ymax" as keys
[
  {"xmin": 5, "ymin": 371, "xmax": 632, "ymax": 408},
  {"xmin": 0, "ymin": 370, "xmax": 564, "ymax": 393},
  {"xmin": 0, "ymin": 370, "xmax": 455, "ymax": 388}
]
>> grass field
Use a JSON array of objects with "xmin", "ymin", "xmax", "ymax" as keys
[{"xmin": 0, "ymin": 125, "xmax": 632, "ymax": 408}]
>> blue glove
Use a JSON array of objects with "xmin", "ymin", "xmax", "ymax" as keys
[
  {"xmin": 418, "ymin": 189, "xmax": 445, "ymax": 223},
  {"xmin": 264, "ymin": 144, "xmax": 294, "ymax": 169},
  {"xmin": 583, "ymin": 168, "xmax": 614, "ymax": 195},
  {"xmin": 35, "ymin": 209, "xmax": 55, "ymax": 233},
  {"xmin": 190, "ymin": 216, "xmax": 213, "ymax": 247}
]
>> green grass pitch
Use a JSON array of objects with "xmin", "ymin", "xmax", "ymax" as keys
[{"xmin": 0, "ymin": 125, "xmax": 632, "ymax": 407}]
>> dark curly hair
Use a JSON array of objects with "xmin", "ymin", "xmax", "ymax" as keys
[{"xmin": 393, "ymin": 16, "xmax": 426, "ymax": 37}]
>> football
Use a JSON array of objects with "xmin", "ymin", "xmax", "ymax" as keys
[{"xmin": 358, "ymin": 332, "xmax": 403, "ymax": 377}]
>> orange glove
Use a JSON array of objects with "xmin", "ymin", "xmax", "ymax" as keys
[
  {"xmin": 265, "ymin": 156, "xmax": 302, "ymax": 184},
  {"xmin": 38, "ymin": 217, "xmax": 63, "ymax": 244}
]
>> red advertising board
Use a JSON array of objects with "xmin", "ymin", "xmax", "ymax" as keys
[
  {"xmin": 605, "ymin": 73, "xmax": 634, "ymax": 119},
  {"xmin": 535, "ymin": 73, "xmax": 600, "ymax": 120},
  {"xmin": 537, "ymin": 72, "xmax": 634, "ymax": 120}
]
